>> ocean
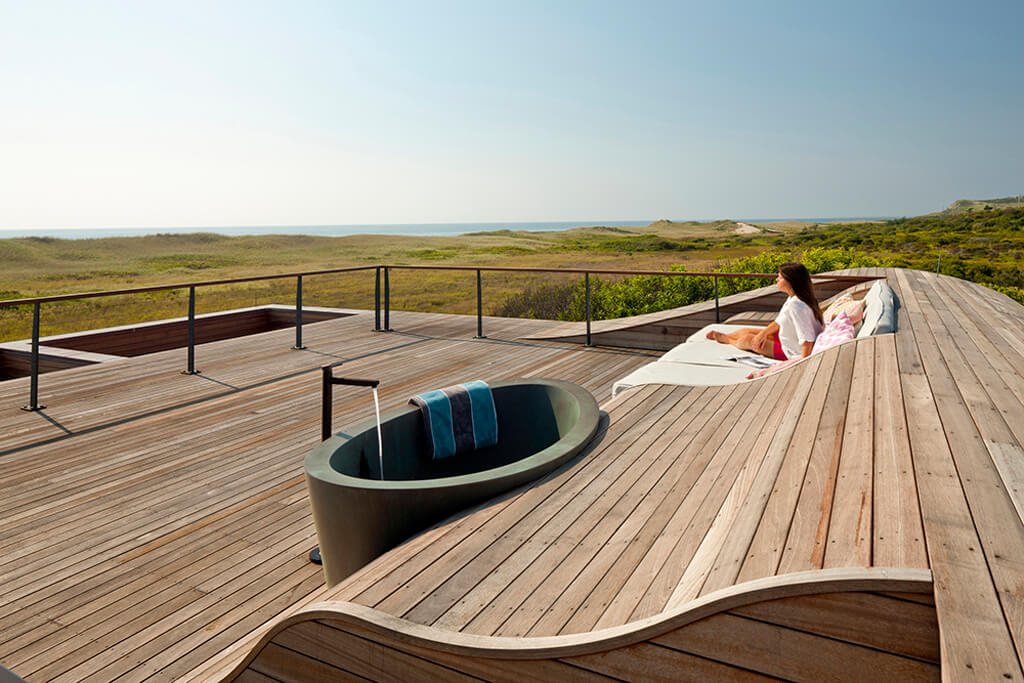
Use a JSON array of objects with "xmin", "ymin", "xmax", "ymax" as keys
[{"xmin": 0, "ymin": 218, "xmax": 894, "ymax": 240}]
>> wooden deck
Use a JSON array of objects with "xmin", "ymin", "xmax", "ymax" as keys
[
  {"xmin": 4, "ymin": 268, "xmax": 1024, "ymax": 681},
  {"xmin": 0, "ymin": 312, "xmax": 657, "ymax": 682},
  {"xmin": 214, "ymin": 269, "xmax": 1023, "ymax": 682}
]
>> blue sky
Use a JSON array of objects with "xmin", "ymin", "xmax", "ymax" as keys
[{"xmin": 1, "ymin": 0, "xmax": 1021, "ymax": 228}]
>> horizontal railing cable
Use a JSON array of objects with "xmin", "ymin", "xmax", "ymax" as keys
[{"xmin": 0, "ymin": 265, "xmax": 379, "ymax": 307}]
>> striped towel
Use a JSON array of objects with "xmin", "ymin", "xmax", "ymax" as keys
[{"xmin": 409, "ymin": 380, "xmax": 498, "ymax": 460}]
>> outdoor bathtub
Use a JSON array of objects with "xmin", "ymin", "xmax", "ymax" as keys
[{"xmin": 305, "ymin": 378, "xmax": 601, "ymax": 586}]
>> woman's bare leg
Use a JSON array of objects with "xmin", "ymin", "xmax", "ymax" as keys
[{"xmin": 706, "ymin": 327, "xmax": 763, "ymax": 352}]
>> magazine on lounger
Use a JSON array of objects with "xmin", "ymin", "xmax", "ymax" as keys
[{"xmin": 727, "ymin": 355, "xmax": 781, "ymax": 369}]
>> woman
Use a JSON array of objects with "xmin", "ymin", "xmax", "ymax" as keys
[{"xmin": 706, "ymin": 262, "xmax": 824, "ymax": 360}]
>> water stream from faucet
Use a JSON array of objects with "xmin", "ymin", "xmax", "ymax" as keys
[{"xmin": 372, "ymin": 387, "xmax": 384, "ymax": 479}]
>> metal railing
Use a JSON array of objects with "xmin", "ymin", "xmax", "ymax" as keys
[
  {"xmin": 0, "ymin": 264, "xmax": 878, "ymax": 410},
  {"xmin": 378, "ymin": 265, "xmax": 876, "ymax": 345},
  {"xmin": 0, "ymin": 265, "xmax": 377, "ymax": 410}
]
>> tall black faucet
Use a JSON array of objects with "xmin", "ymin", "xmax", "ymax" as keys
[
  {"xmin": 321, "ymin": 364, "xmax": 380, "ymax": 442},
  {"xmin": 312, "ymin": 364, "xmax": 383, "ymax": 566}
]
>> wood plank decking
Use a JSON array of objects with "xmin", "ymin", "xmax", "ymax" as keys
[
  {"xmin": 4, "ymin": 268, "xmax": 1024, "ymax": 681},
  {"xmin": 317, "ymin": 342, "xmax": 928, "ymax": 633},
  {"xmin": 216, "ymin": 269, "xmax": 1022, "ymax": 682},
  {"xmin": 0, "ymin": 312, "xmax": 657, "ymax": 682}
]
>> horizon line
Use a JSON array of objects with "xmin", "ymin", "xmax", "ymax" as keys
[{"xmin": 0, "ymin": 216, "xmax": 902, "ymax": 233}]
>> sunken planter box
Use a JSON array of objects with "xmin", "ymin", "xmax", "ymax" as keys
[{"xmin": 305, "ymin": 378, "xmax": 601, "ymax": 586}]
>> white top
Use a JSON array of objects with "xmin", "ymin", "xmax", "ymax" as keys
[{"xmin": 774, "ymin": 296, "xmax": 823, "ymax": 359}]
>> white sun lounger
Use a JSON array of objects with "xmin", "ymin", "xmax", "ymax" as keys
[
  {"xmin": 612, "ymin": 324, "xmax": 768, "ymax": 396},
  {"xmin": 612, "ymin": 281, "xmax": 900, "ymax": 399}
]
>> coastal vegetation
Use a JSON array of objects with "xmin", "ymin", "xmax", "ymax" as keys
[
  {"xmin": 0, "ymin": 226, "xmax": 757, "ymax": 341},
  {"xmin": 498, "ymin": 247, "xmax": 885, "ymax": 321},
  {"xmin": 1, "ymin": 202, "xmax": 1022, "ymax": 342},
  {"xmin": 527, "ymin": 204, "xmax": 1024, "ymax": 318}
]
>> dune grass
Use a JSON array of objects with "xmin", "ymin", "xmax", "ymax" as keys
[
  {"xmin": 4, "ymin": 208, "xmax": 1023, "ymax": 342},
  {"xmin": 0, "ymin": 224, "xmax": 762, "ymax": 342}
]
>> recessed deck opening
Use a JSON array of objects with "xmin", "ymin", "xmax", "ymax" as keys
[
  {"xmin": 0, "ymin": 306, "xmax": 353, "ymax": 380},
  {"xmin": 0, "ymin": 349, "xmax": 93, "ymax": 381}
]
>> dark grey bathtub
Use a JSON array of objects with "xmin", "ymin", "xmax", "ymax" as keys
[{"xmin": 305, "ymin": 378, "xmax": 601, "ymax": 586}]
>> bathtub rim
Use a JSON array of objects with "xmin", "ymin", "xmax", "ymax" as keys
[{"xmin": 305, "ymin": 377, "xmax": 601, "ymax": 492}]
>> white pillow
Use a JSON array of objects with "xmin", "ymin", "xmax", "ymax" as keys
[
  {"xmin": 857, "ymin": 290, "xmax": 883, "ymax": 338},
  {"xmin": 875, "ymin": 298, "xmax": 898, "ymax": 334},
  {"xmin": 857, "ymin": 280, "xmax": 898, "ymax": 337}
]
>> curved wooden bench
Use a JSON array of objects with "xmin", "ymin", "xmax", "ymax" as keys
[{"xmin": 222, "ymin": 568, "xmax": 937, "ymax": 681}]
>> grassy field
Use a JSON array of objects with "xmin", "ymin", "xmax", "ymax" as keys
[
  {"xmin": 5, "ymin": 206, "xmax": 1021, "ymax": 343},
  {"xmin": 0, "ymin": 221, "xmax": 772, "ymax": 341}
]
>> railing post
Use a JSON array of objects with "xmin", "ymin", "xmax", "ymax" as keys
[
  {"xmin": 183, "ymin": 286, "xmax": 200, "ymax": 375},
  {"xmin": 21, "ymin": 302, "xmax": 44, "ymax": 411},
  {"xmin": 293, "ymin": 275, "xmax": 306, "ymax": 350},
  {"xmin": 474, "ymin": 269, "xmax": 485, "ymax": 339},
  {"xmin": 585, "ymin": 272, "xmax": 593, "ymax": 347},
  {"xmin": 714, "ymin": 276, "xmax": 720, "ymax": 323},
  {"xmin": 321, "ymin": 364, "xmax": 333, "ymax": 442},
  {"xmin": 384, "ymin": 267, "xmax": 391, "ymax": 331},
  {"xmin": 936, "ymin": 255, "xmax": 941, "ymax": 274},
  {"xmin": 374, "ymin": 267, "xmax": 381, "ymax": 331}
]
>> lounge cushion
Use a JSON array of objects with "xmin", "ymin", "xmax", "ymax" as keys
[
  {"xmin": 682, "ymin": 324, "xmax": 750, "ymax": 346},
  {"xmin": 875, "ymin": 300, "xmax": 898, "ymax": 334},
  {"xmin": 857, "ymin": 280, "xmax": 899, "ymax": 338},
  {"xmin": 813, "ymin": 311, "xmax": 856, "ymax": 353},
  {"xmin": 823, "ymin": 295, "xmax": 866, "ymax": 324},
  {"xmin": 858, "ymin": 290, "xmax": 883, "ymax": 338},
  {"xmin": 612, "ymin": 358, "xmax": 751, "ymax": 396}
]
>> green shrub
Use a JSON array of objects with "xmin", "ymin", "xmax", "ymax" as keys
[
  {"xmin": 575, "ymin": 247, "xmax": 885, "ymax": 321},
  {"xmin": 495, "ymin": 247, "xmax": 889, "ymax": 322},
  {"xmin": 986, "ymin": 284, "xmax": 1024, "ymax": 305},
  {"xmin": 495, "ymin": 283, "xmax": 578, "ymax": 319}
]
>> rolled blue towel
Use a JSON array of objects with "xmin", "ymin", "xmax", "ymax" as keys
[{"xmin": 410, "ymin": 380, "xmax": 498, "ymax": 459}]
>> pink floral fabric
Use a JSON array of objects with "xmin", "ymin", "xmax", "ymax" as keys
[
  {"xmin": 812, "ymin": 311, "xmax": 855, "ymax": 353},
  {"xmin": 823, "ymin": 295, "xmax": 865, "ymax": 324},
  {"xmin": 747, "ymin": 357, "xmax": 800, "ymax": 379}
]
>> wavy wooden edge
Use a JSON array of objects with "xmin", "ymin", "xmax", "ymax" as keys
[
  {"xmin": 210, "ymin": 566, "xmax": 932, "ymax": 680},
  {"xmin": 737, "ymin": 332, "xmax": 897, "ymax": 385}
]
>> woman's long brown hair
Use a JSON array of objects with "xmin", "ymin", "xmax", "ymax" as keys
[{"xmin": 779, "ymin": 262, "xmax": 823, "ymax": 324}]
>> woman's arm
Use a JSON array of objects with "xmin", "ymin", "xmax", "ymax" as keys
[
  {"xmin": 799, "ymin": 340, "xmax": 814, "ymax": 358},
  {"xmin": 754, "ymin": 321, "xmax": 780, "ymax": 351}
]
